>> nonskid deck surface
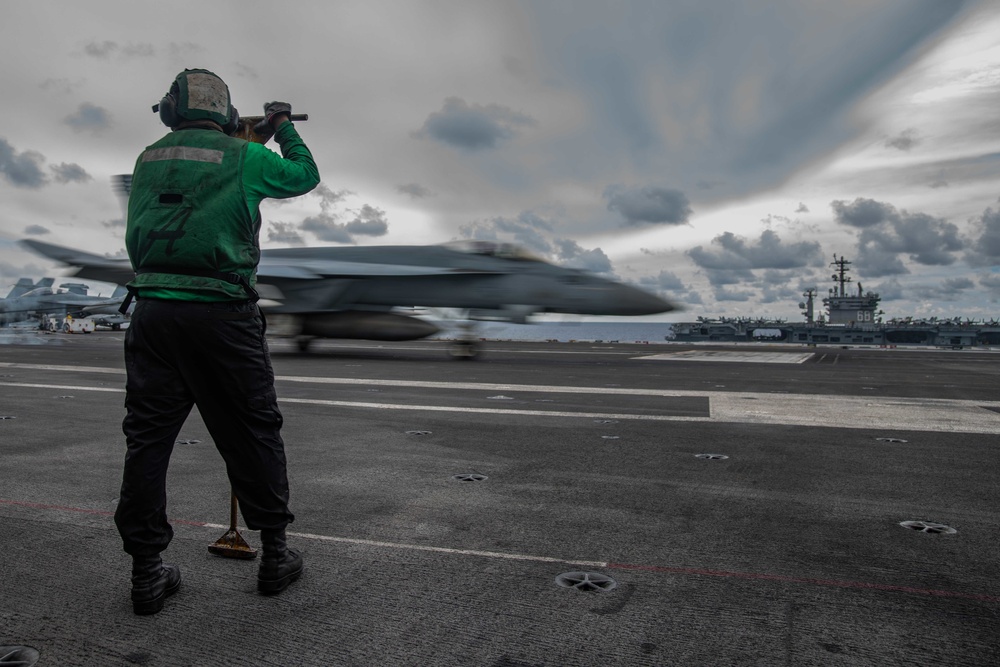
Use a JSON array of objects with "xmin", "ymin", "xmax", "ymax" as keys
[{"xmin": 1, "ymin": 333, "xmax": 998, "ymax": 665}]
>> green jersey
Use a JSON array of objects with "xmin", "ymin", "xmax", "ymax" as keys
[{"xmin": 125, "ymin": 122, "xmax": 320, "ymax": 301}]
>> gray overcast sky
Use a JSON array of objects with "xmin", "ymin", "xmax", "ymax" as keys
[{"xmin": 1, "ymin": 0, "xmax": 998, "ymax": 321}]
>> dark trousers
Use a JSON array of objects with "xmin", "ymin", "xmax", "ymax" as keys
[{"xmin": 114, "ymin": 299, "xmax": 294, "ymax": 557}]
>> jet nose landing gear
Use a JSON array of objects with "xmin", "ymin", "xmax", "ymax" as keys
[
  {"xmin": 449, "ymin": 320, "xmax": 481, "ymax": 360},
  {"xmin": 449, "ymin": 338, "xmax": 480, "ymax": 360}
]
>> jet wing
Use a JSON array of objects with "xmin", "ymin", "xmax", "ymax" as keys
[
  {"xmin": 20, "ymin": 240, "xmax": 133, "ymax": 287},
  {"xmin": 24, "ymin": 240, "xmax": 503, "ymax": 285},
  {"xmin": 257, "ymin": 257, "xmax": 502, "ymax": 279}
]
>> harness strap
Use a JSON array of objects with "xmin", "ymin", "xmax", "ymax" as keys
[{"xmin": 118, "ymin": 267, "xmax": 260, "ymax": 315}]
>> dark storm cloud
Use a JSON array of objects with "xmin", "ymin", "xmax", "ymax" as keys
[
  {"xmin": 834, "ymin": 197, "xmax": 965, "ymax": 273},
  {"xmin": 457, "ymin": 211, "xmax": 611, "ymax": 273},
  {"xmin": 860, "ymin": 213, "xmax": 962, "ymax": 265},
  {"xmin": 943, "ymin": 277, "xmax": 975, "ymax": 291},
  {"xmin": 397, "ymin": 183, "xmax": 433, "ymax": 199},
  {"xmin": 855, "ymin": 210, "xmax": 962, "ymax": 271},
  {"xmin": 554, "ymin": 239, "xmax": 613, "ymax": 274},
  {"xmin": 832, "ymin": 198, "xmax": 896, "ymax": 228},
  {"xmin": 63, "ymin": 103, "xmax": 112, "ymax": 133},
  {"xmin": 714, "ymin": 287, "xmax": 754, "ymax": 302},
  {"xmin": 50, "ymin": 162, "xmax": 91, "ymax": 184},
  {"xmin": 855, "ymin": 246, "xmax": 909, "ymax": 277},
  {"xmin": 754, "ymin": 269, "xmax": 809, "ymax": 304},
  {"xmin": 689, "ymin": 230, "xmax": 819, "ymax": 289},
  {"xmin": 639, "ymin": 270, "xmax": 686, "ymax": 291},
  {"xmin": 82, "ymin": 41, "xmax": 154, "ymax": 59},
  {"xmin": 83, "ymin": 41, "xmax": 117, "ymax": 58},
  {"xmin": 688, "ymin": 230, "xmax": 821, "ymax": 271},
  {"xmin": 459, "ymin": 211, "xmax": 555, "ymax": 258},
  {"xmin": 688, "ymin": 244, "xmax": 742, "ymax": 271},
  {"xmin": 966, "ymin": 206, "xmax": 1000, "ymax": 266},
  {"xmin": 759, "ymin": 284, "xmax": 799, "ymax": 304},
  {"xmin": 872, "ymin": 278, "xmax": 904, "ymax": 301},
  {"xmin": 344, "ymin": 205, "xmax": 389, "ymax": 237},
  {"xmin": 286, "ymin": 184, "xmax": 369, "ymax": 242},
  {"xmin": 910, "ymin": 276, "xmax": 975, "ymax": 301},
  {"xmin": 23, "ymin": 225, "xmax": 49, "ymax": 236},
  {"xmin": 884, "ymin": 128, "xmax": 919, "ymax": 151},
  {"xmin": 638, "ymin": 270, "xmax": 695, "ymax": 306},
  {"xmin": 0, "ymin": 138, "xmax": 47, "ymax": 188},
  {"xmin": 604, "ymin": 186, "xmax": 692, "ymax": 226},
  {"xmin": 979, "ymin": 273, "xmax": 1000, "ymax": 301},
  {"xmin": 458, "ymin": 221, "xmax": 500, "ymax": 243},
  {"xmin": 683, "ymin": 290, "xmax": 704, "ymax": 305},
  {"xmin": 314, "ymin": 184, "xmax": 353, "ymax": 211},
  {"xmin": 415, "ymin": 97, "xmax": 535, "ymax": 151},
  {"xmin": 796, "ymin": 203, "xmax": 810, "ymax": 213},
  {"xmin": 267, "ymin": 222, "xmax": 306, "ymax": 246},
  {"xmin": 300, "ymin": 214, "xmax": 355, "ymax": 244},
  {"xmin": 296, "ymin": 200, "xmax": 388, "ymax": 243},
  {"xmin": 697, "ymin": 266, "xmax": 756, "ymax": 287}
]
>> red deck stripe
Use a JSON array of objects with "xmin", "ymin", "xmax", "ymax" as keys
[
  {"xmin": 3, "ymin": 498, "xmax": 995, "ymax": 602},
  {"xmin": 607, "ymin": 562, "xmax": 1000, "ymax": 603}
]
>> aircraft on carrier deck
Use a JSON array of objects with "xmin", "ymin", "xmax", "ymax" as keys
[
  {"xmin": 22, "ymin": 238, "xmax": 674, "ymax": 357},
  {"xmin": 5, "ymin": 277, "xmax": 45, "ymax": 299},
  {"xmin": 668, "ymin": 254, "xmax": 1000, "ymax": 348},
  {"xmin": 0, "ymin": 276, "xmax": 129, "ymax": 328}
]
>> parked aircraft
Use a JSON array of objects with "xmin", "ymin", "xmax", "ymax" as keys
[
  {"xmin": 22, "ymin": 238, "xmax": 674, "ymax": 356},
  {"xmin": 6, "ymin": 277, "xmax": 43, "ymax": 299},
  {"xmin": 0, "ymin": 276, "xmax": 129, "ymax": 327}
]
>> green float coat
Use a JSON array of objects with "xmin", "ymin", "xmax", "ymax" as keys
[{"xmin": 126, "ymin": 122, "xmax": 319, "ymax": 301}]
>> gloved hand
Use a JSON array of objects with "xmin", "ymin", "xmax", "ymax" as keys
[{"xmin": 263, "ymin": 101, "xmax": 292, "ymax": 128}]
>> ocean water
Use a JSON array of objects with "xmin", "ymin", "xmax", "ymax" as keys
[{"xmin": 432, "ymin": 321, "xmax": 674, "ymax": 344}]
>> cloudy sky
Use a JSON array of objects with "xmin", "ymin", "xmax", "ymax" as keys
[{"xmin": 2, "ymin": 0, "xmax": 999, "ymax": 321}]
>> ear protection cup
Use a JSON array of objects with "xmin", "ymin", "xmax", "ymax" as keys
[
  {"xmin": 223, "ymin": 105, "xmax": 240, "ymax": 135},
  {"xmin": 157, "ymin": 82, "xmax": 181, "ymax": 128}
]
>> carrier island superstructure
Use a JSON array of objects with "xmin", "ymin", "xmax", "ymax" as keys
[{"xmin": 668, "ymin": 255, "xmax": 1000, "ymax": 348}]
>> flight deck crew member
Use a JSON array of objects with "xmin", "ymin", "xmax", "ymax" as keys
[{"xmin": 114, "ymin": 68, "xmax": 320, "ymax": 615}]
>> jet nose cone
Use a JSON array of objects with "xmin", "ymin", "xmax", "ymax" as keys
[{"xmin": 613, "ymin": 283, "xmax": 676, "ymax": 315}]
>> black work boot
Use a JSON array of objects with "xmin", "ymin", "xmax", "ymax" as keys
[
  {"xmin": 130, "ymin": 555, "xmax": 181, "ymax": 615},
  {"xmin": 258, "ymin": 528, "xmax": 303, "ymax": 595}
]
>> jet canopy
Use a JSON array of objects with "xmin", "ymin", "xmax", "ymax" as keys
[
  {"xmin": 19, "ymin": 287, "xmax": 56, "ymax": 298},
  {"xmin": 442, "ymin": 240, "xmax": 546, "ymax": 263}
]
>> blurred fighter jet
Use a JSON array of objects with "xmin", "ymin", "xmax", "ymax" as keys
[{"xmin": 22, "ymin": 238, "xmax": 674, "ymax": 357}]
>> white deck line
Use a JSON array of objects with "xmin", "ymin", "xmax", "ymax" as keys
[{"xmin": 2, "ymin": 363, "xmax": 999, "ymax": 433}]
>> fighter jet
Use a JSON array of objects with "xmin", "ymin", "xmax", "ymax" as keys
[
  {"xmin": 6, "ymin": 277, "xmax": 41, "ymax": 299},
  {"xmin": 22, "ymin": 238, "xmax": 674, "ymax": 356},
  {"xmin": 0, "ymin": 275, "xmax": 129, "ymax": 327}
]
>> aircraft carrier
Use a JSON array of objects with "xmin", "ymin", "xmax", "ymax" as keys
[
  {"xmin": 1, "ymin": 332, "xmax": 998, "ymax": 665},
  {"xmin": 669, "ymin": 256, "xmax": 1000, "ymax": 349}
]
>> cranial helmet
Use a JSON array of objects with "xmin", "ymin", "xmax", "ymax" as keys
[{"xmin": 155, "ymin": 68, "xmax": 239, "ymax": 133}]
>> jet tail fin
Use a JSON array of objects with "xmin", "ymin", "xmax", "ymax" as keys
[{"xmin": 6, "ymin": 278, "xmax": 35, "ymax": 298}]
